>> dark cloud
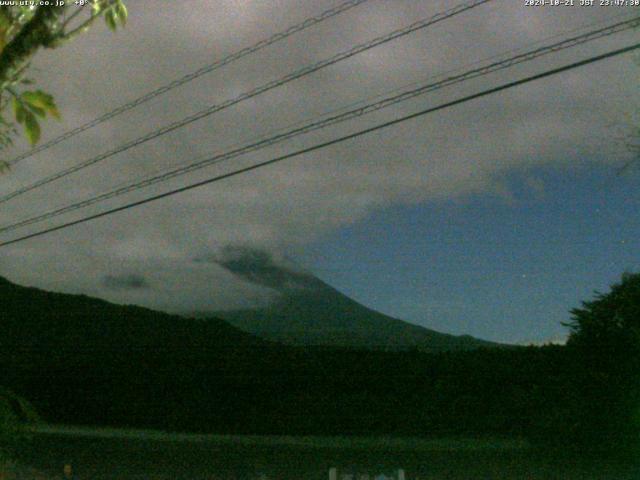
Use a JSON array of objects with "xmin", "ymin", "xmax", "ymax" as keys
[
  {"xmin": 103, "ymin": 274, "xmax": 150, "ymax": 291},
  {"xmin": 199, "ymin": 246, "xmax": 319, "ymax": 291}
]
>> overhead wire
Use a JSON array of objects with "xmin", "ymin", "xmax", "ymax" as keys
[
  {"xmin": 0, "ymin": 0, "xmax": 493, "ymax": 206},
  {"xmin": 1, "ymin": 41, "xmax": 637, "ymax": 248},
  {"xmin": 3, "ymin": 0, "xmax": 372, "ymax": 167},
  {"xmin": 1, "ymin": 15, "xmax": 637, "ymax": 236}
]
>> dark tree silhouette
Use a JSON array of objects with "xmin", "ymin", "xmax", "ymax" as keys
[
  {"xmin": 562, "ymin": 272, "xmax": 640, "ymax": 447},
  {"xmin": 566, "ymin": 272, "xmax": 640, "ymax": 351}
]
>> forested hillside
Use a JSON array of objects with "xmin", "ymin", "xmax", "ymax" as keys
[{"xmin": 0, "ymin": 274, "xmax": 637, "ymax": 449}]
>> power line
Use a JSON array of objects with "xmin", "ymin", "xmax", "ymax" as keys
[
  {"xmin": 0, "ymin": 0, "xmax": 492, "ymax": 206},
  {"xmin": 4, "ymin": 0, "xmax": 371, "ymax": 167},
  {"xmin": 1, "ymin": 15, "xmax": 637, "ymax": 235},
  {"xmin": 1, "ymin": 42, "xmax": 637, "ymax": 249}
]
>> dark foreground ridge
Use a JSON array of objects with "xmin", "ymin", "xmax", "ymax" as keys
[{"xmin": 0, "ymin": 273, "xmax": 637, "ymax": 450}]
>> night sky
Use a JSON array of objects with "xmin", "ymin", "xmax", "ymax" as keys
[
  {"xmin": 299, "ymin": 164, "xmax": 640, "ymax": 343},
  {"xmin": 0, "ymin": 0, "xmax": 638, "ymax": 344}
]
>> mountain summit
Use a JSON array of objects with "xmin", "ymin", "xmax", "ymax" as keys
[{"xmin": 206, "ymin": 247, "xmax": 497, "ymax": 352}]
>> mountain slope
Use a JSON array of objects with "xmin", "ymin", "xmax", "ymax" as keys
[
  {"xmin": 0, "ymin": 274, "xmax": 263, "ymax": 352},
  {"xmin": 205, "ymin": 248, "xmax": 497, "ymax": 352},
  {"xmin": 0, "ymin": 274, "xmax": 275, "ymax": 431}
]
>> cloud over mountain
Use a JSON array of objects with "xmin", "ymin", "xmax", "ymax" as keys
[
  {"xmin": 204, "ymin": 246, "xmax": 319, "ymax": 291},
  {"xmin": 103, "ymin": 273, "xmax": 150, "ymax": 290}
]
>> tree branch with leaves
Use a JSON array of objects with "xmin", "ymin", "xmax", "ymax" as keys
[{"xmin": 0, "ymin": 1, "xmax": 127, "ymax": 163}]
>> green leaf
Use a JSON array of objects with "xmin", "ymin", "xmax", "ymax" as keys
[
  {"xmin": 12, "ymin": 98, "xmax": 26, "ymax": 124},
  {"xmin": 22, "ymin": 91, "xmax": 47, "ymax": 108},
  {"xmin": 21, "ymin": 90, "xmax": 60, "ymax": 120},
  {"xmin": 92, "ymin": 0, "xmax": 105, "ymax": 15},
  {"xmin": 23, "ymin": 111, "xmax": 40, "ymax": 145},
  {"xmin": 105, "ymin": 10, "xmax": 117, "ymax": 31},
  {"xmin": 26, "ymin": 104, "xmax": 46, "ymax": 118},
  {"xmin": 47, "ymin": 103, "xmax": 60, "ymax": 120},
  {"xmin": 116, "ymin": 2, "xmax": 127, "ymax": 26},
  {"xmin": 0, "ymin": 11, "xmax": 11, "ymax": 30}
]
